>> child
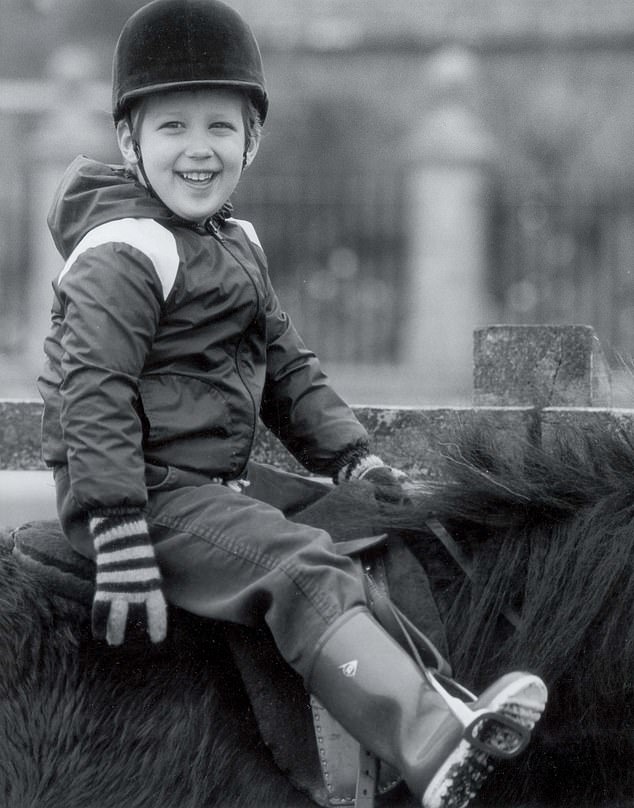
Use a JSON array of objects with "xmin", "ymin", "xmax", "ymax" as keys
[{"xmin": 37, "ymin": 2, "xmax": 547, "ymax": 806}]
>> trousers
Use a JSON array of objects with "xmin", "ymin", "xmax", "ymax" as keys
[{"xmin": 54, "ymin": 461, "xmax": 368, "ymax": 681}]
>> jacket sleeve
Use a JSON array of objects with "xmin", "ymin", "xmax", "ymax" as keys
[
  {"xmin": 259, "ymin": 271, "xmax": 370, "ymax": 476},
  {"xmin": 55, "ymin": 242, "xmax": 164, "ymax": 511}
]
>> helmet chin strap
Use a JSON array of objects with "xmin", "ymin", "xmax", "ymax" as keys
[{"xmin": 133, "ymin": 143, "xmax": 157, "ymax": 195}]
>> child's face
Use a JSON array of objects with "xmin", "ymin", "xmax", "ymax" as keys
[{"xmin": 119, "ymin": 89, "xmax": 257, "ymax": 222}]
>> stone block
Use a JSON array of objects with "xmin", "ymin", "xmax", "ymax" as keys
[{"xmin": 473, "ymin": 325, "xmax": 612, "ymax": 408}]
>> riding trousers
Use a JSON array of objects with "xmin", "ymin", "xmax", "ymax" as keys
[{"xmin": 54, "ymin": 462, "xmax": 369, "ymax": 681}]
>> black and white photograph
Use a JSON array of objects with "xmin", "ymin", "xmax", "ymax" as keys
[{"xmin": 1, "ymin": 2, "xmax": 633, "ymax": 807}]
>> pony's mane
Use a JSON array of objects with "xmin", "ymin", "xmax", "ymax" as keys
[{"xmin": 413, "ymin": 425, "xmax": 634, "ymax": 742}]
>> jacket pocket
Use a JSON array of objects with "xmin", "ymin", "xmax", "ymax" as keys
[
  {"xmin": 145, "ymin": 462, "xmax": 172, "ymax": 490},
  {"xmin": 139, "ymin": 374, "xmax": 232, "ymax": 446}
]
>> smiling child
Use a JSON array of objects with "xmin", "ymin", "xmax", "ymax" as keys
[{"xmin": 37, "ymin": 3, "xmax": 547, "ymax": 806}]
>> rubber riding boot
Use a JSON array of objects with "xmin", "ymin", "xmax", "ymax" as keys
[{"xmin": 306, "ymin": 609, "xmax": 547, "ymax": 808}]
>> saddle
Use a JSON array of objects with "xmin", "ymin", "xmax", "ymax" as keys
[{"xmin": 11, "ymin": 519, "xmax": 450, "ymax": 808}]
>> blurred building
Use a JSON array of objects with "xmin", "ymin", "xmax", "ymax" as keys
[{"xmin": 3, "ymin": 1, "xmax": 634, "ymax": 402}]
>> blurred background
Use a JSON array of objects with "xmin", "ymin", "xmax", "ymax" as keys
[{"xmin": 3, "ymin": 0, "xmax": 634, "ymax": 406}]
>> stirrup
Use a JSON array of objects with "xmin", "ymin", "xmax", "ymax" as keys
[
  {"xmin": 373, "ymin": 587, "xmax": 539, "ymax": 762},
  {"xmin": 422, "ymin": 669, "xmax": 534, "ymax": 760},
  {"xmin": 463, "ymin": 711, "xmax": 531, "ymax": 759}
]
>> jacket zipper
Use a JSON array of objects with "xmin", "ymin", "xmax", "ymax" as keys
[
  {"xmin": 205, "ymin": 217, "xmax": 223, "ymax": 241},
  {"xmin": 205, "ymin": 219, "xmax": 260, "ymax": 475}
]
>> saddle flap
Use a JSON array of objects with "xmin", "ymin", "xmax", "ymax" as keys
[
  {"xmin": 311, "ymin": 697, "xmax": 359, "ymax": 805},
  {"xmin": 310, "ymin": 696, "xmax": 400, "ymax": 806},
  {"xmin": 224, "ymin": 622, "xmax": 331, "ymax": 805}
]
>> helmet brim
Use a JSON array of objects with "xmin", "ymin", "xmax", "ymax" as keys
[{"xmin": 117, "ymin": 79, "xmax": 268, "ymax": 123}]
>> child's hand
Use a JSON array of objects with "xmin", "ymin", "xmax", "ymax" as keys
[
  {"xmin": 336, "ymin": 453, "xmax": 411, "ymax": 503},
  {"xmin": 89, "ymin": 511, "xmax": 167, "ymax": 646}
]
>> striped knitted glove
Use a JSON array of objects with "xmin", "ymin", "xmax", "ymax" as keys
[
  {"xmin": 89, "ymin": 510, "xmax": 167, "ymax": 646},
  {"xmin": 334, "ymin": 453, "xmax": 381, "ymax": 484}
]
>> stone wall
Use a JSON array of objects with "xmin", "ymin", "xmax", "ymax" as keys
[{"xmin": 1, "ymin": 324, "xmax": 630, "ymax": 475}]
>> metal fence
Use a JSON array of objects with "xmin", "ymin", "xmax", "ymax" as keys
[
  {"xmin": 233, "ymin": 169, "xmax": 407, "ymax": 363},
  {"xmin": 235, "ymin": 170, "xmax": 634, "ymax": 368}
]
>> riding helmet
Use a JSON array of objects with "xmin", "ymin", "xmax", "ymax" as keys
[{"xmin": 112, "ymin": 0, "xmax": 268, "ymax": 124}]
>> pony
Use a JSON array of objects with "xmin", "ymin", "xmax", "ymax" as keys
[{"xmin": 2, "ymin": 422, "xmax": 634, "ymax": 808}]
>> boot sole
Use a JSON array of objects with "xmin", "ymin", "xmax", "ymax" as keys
[{"xmin": 421, "ymin": 673, "xmax": 547, "ymax": 808}]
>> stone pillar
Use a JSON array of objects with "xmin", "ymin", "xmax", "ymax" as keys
[
  {"xmin": 25, "ymin": 45, "xmax": 116, "ymax": 379},
  {"xmin": 403, "ymin": 48, "xmax": 498, "ymax": 401}
]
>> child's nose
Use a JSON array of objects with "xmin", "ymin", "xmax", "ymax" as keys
[{"xmin": 184, "ymin": 136, "xmax": 215, "ymax": 159}]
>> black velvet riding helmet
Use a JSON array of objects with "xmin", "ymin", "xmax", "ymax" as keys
[{"xmin": 112, "ymin": 0, "xmax": 268, "ymax": 124}]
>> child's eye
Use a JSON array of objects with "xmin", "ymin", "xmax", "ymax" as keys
[
  {"xmin": 159, "ymin": 121, "xmax": 183, "ymax": 130},
  {"xmin": 209, "ymin": 121, "xmax": 236, "ymax": 131}
]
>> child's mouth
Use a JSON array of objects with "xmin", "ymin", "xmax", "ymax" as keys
[{"xmin": 178, "ymin": 171, "xmax": 216, "ymax": 186}]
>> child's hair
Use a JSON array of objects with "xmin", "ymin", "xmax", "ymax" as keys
[{"xmin": 243, "ymin": 95, "xmax": 264, "ymax": 147}]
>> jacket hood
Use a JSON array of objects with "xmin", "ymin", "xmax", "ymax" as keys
[{"xmin": 48, "ymin": 156, "xmax": 172, "ymax": 259}]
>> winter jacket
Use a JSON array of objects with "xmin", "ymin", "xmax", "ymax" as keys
[{"xmin": 38, "ymin": 156, "xmax": 369, "ymax": 512}]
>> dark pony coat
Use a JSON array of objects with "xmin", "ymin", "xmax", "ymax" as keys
[{"xmin": 3, "ymin": 423, "xmax": 634, "ymax": 807}]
